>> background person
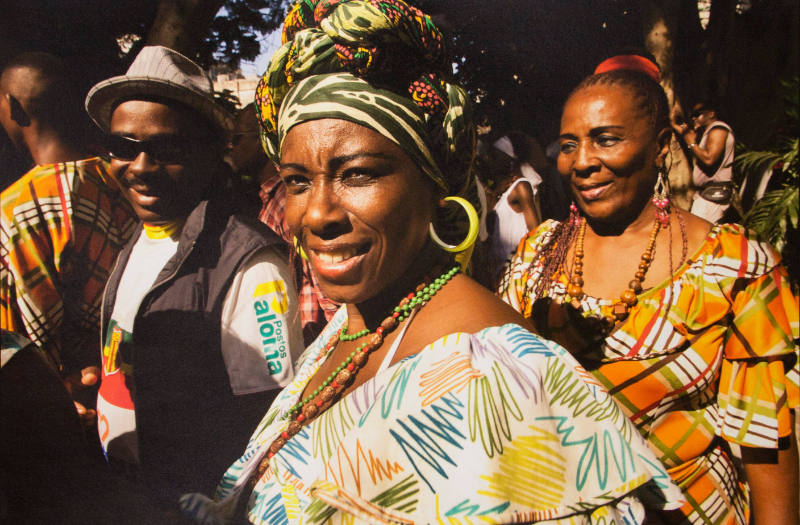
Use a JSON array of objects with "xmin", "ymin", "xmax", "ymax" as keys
[
  {"xmin": 226, "ymin": 102, "xmax": 273, "ymax": 216},
  {"xmin": 84, "ymin": 45, "xmax": 303, "ymax": 504},
  {"xmin": 181, "ymin": 2, "xmax": 683, "ymax": 523},
  {"xmin": 0, "ymin": 330, "xmax": 168, "ymax": 522},
  {"xmin": 475, "ymin": 133, "xmax": 541, "ymax": 286},
  {"xmin": 673, "ymin": 101, "xmax": 736, "ymax": 223},
  {"xmin": 0, "ymin": 51, "xmax": 136, "ymax": 424},
  {"xmin": 500, "ymin": 68, "xmax": 799, "ymax": 525}
]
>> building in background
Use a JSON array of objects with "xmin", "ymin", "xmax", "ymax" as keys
[{"xmin": 212, "ymin": 69, "xmax": 260, "ymax": 107}]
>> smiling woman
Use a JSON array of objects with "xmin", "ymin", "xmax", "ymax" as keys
[
  {"xmin": 180, "ymin": 2, "xmax": 685, "ymax": 524},
  {"xmin": 279, "ymin": 118, "xmax": 437, "ymax": 304},
  {"xmin": 500, "ymin": 67, "xmax": 800, "ymax": 525}
]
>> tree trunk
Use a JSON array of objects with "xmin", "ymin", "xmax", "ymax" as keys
[
  {"xmin": 146, "ymin": 0, "xmax": 225, "ymax": 58},
  {"xmin": 643, "ymin": 1, "xmax": 694, "ymax": 210}
]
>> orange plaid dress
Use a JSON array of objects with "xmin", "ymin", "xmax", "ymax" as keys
[
  {"xmin": 500, "ymin": 221, "xmax": 799, "ymax": 524},
  {"xmin": 1, "ymin": 158, "xmax": 136, "ymax": 373}
]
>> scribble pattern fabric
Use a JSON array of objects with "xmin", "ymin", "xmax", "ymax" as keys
[
  {"xmin": 181, "ymin": 314, "xmax": 683, "ymax": 524},
  {"xmin": 0, "ymin": 158, "xmax": 136, "ymax": 373},
  {"xmin": 499, "ymin": 222, "xmax": 800, "ymax": 525}
]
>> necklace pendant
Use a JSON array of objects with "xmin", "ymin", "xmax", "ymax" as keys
[{"xmin": 612, "ymin": 302, "xmax": 628, "ymax": 320}]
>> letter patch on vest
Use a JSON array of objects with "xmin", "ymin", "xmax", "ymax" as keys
[{"xmin": 253, "ymin": 280, "xmax": 289, "ymax": 375}]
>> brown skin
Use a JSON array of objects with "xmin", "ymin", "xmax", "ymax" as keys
[
  {"xmin": 0, "ymin": 65, "xmax": 85, "ymax": 166},
  {"xmin": 507, "ymin": 179, "xmax": 540, "ymax": 231},
  {"xmin": 559, "ymin": 84, "xmax": 798, "ymax": 524},
  {"xmin": 557, "ymin": 85, "xmax": 710, "ymax": 297},
  {"xmin": 743, "ymin": 421, "xmax": 800, "ymax": 525},
  {"xmin": 478, "ymin": 144, "xmax": 540, "ymax": 231},
  {"xmin": 672, "ymin": 104, "xmax": 731, "ymax": 178},
  {"xmin": 2, "ymin": 64, "xmax": 94, "ymax": 423},
  {"xmin": 227, "ymin": 103, "xmax": 276, "ymax": 184},
  {"xmin": 109, "ymin": 99, "xmax": 221, "ymax": 224},
  {"xmin": 68, "ymin": 101, "xmax": 224, "ymax": 424},
  {"xmin": 279, "ymin": 119, "xmax": 528, "ymax": 400}
]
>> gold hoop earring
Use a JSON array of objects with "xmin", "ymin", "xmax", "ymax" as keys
[{"xmin": 428, "ymin": 196, "xmax": 479, "ymax": 253}]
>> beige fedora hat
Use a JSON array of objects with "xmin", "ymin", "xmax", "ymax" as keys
[{"xmin": 86, "ymin": 45, "xmax": 233, "ymax": 136}]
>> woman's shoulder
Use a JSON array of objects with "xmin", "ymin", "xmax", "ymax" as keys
[
  {"xmin": 691, "ymin": 221, "xmax": 781, "ymax": 277},
  {"xmin": 429, "ymin": 274, "xmax": 532, "ymax": 330},
  {"xmin": 397, "ymin": 275, "xmax": 533, "ymax": 355}
]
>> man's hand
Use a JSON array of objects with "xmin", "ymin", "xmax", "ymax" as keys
[{"xmin": 64, "ymin": 366, "xmax": 100, "ymax": 427}]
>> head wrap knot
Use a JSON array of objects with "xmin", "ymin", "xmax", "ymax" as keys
[{"xmin": 255, "ymin": 0, "xmax": 475, "ymax": 194}]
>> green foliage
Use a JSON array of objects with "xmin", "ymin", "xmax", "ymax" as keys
[
  {"xmin": 738, "ymin": 77, "xmax": 799, "ymax": 280},
  {"xmin": 202, "ymin": 0, "xmax": 290, "ymax": 68}
]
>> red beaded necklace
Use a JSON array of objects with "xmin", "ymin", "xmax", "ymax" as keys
[{"xmin": 259, "ymin": 264, "xmax": 460, "ymax": 461}]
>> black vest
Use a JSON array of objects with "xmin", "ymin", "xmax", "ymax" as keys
[{"xmin": 101, "ymin": 197, "xmax": 284, "ymax": 500}]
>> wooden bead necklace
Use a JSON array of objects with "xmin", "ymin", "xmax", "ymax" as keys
[
  {"xmin": 265, "ymin": 265, "xmax": 461, "ymax": 461},
  {"xmin": 567, "ymin": 218, "xmax": 661, "ymax": 325}
]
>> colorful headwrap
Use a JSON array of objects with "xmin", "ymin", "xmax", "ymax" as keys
[
  {"xmin": 594, "ymin": 55, "xmax": 662, "ymax": 83},
  {"xmin": 255, "ymin": 0, "xmax": 475, "ymax": 195}
]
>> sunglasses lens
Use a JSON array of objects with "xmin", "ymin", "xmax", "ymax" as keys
[
  {"xmin": 106, "ymin": 135, "xmax": 191, "ymax": 164},
  {"xmin": 150, "ymin": 138, "xmax": 190, "ymax": 164},
  {"xmin": 106, "ymin": 135, "xmax": 139, "ymax": 161}
]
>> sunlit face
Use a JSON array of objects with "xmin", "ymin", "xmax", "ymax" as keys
[
  {"xmin": 109, "ymin": 99, "xmax": 218, "ymax": 224},
  {"xmin": 557, "ymin": 84, "xmax": 668, "ymax": 224},
  {"xmin": 279, "ymin": 119, "xmax": 438, "ymax": 304}
]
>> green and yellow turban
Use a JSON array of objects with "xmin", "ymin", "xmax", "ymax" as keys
[{"xmin": 255, "ymin": 0, "xmax": 475, "ymax": 196}]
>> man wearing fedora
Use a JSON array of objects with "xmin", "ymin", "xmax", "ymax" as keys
[{"xmin": 84, "ymin": 45, "xmax": 302, "ymax": 503}]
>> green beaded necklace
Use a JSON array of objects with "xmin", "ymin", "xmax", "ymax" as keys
[{"xmin": 266, "ymin": 265, "xmax": 460, "ymax": 460}]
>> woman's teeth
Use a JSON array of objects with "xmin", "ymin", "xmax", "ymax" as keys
[{"xmin": 316, "ymin": 249, "xmax": 358, "ymax": 264}]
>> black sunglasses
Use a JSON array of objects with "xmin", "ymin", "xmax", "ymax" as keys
[
  {"xmin": 105, "ymin": 134, "xmax": 196, "ymax": 164},
  {"xmin": 690, "ymin": 108, "xmax": 708, "ymax": 119}
]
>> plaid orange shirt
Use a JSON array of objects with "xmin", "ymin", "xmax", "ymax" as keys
[
  {"xmin": 1, "ymin": 158, "xmax": 136, "ymax": 373},
  {"xmin": 258, "ymin": 174, "xmax": 338, "ymax": 346},
  {"xmin": 501, "ymin": 221, "xmax": 799, "ymax": 524}
]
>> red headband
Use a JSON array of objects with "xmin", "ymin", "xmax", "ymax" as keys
[{"xmin": 594, "ymin": 55, "xmax": 661, "ymax": 83}]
